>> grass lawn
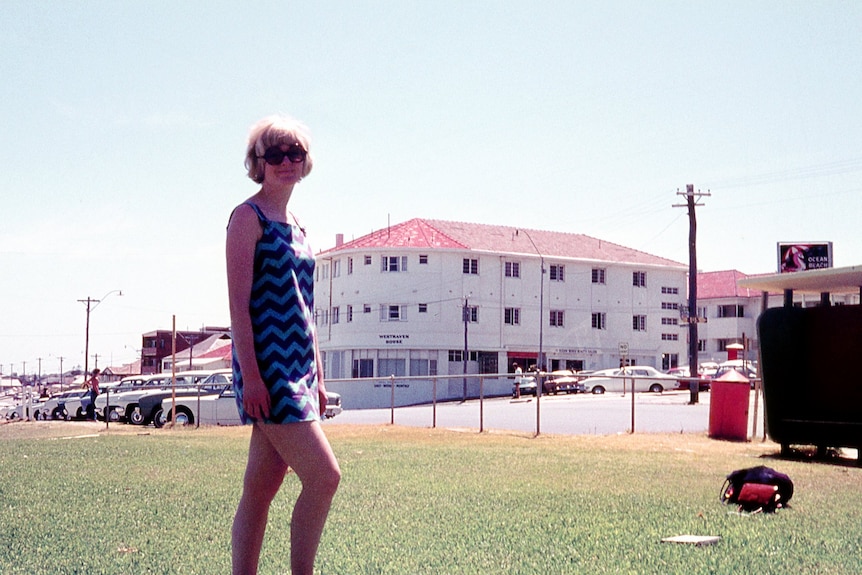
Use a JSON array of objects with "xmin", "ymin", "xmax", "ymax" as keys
[{"xmin": 1, "ymin": 420, "xmax": 861, "ymax": 574}]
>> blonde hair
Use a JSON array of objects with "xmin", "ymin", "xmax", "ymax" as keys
[{"xmin": 244, "ymin": 115, "xmax": 314, "ymax": 184}]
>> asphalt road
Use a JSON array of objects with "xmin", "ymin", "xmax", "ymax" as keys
[{"xmin": 327, "ymin": 389, "xmax": 768, "ymax": 437}]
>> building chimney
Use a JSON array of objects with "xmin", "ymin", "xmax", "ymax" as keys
[{"xmin": 335, "ymin": 233, "xmax": 344, "ymax": 247}]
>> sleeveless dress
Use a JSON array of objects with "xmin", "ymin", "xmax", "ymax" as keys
[{"xmin": 231, "ymin": 202, "xmax": 320, "ymax": 424}]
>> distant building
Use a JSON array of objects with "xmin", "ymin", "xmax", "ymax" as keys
[
  {"xmin": 696, "ymin": 269, "xmax": 860, "ymax": 364},
  {"xmin": 315, "ymin": 218, "xmax": 689, "ymax": 407},
  {"xmin": 140, "ymin": 327, "xmax": 230, "ymax": 374}
]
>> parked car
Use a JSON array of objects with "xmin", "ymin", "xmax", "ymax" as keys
[
  {"xmin": 97, "ymin": 371, "xmax": 211, "ymax": 423},
  {"xmin": 62, "ymin": 391, "xmax": 95, "ymax": 420},
  {"xmin": 582, "ymin": 366, "xmax": 678, "ymax": 394},
  {"xmin": 136, "ymin": 376, "xmax": 231, "ymax": 427},
  {"xmin": 4, "ymin": 395, "xmax": 48, "ymax": 420},
  {"xmin": 156, "ymin": 388, "xmax": 343, "ymax": 427},
  {"xmin": 323, "ymin": 391, "xmax": 343, "ymax": 419},
  {"xmin": 544, "ymin": 369, "xmax": 586, "ymax": 394},
  {"xmin": 666, "ymin": 366, "xmax": 711, "ymax": 392},
  {"xmin": 158, "ymin": 386, "xmax": 243, "ymax": 427},
  {"xmin": 713, "ymin": 360, "xmax": 758, "ymax": 387},
  {"xmin": 40, "ymin": 389, "xmax": 89, "ymax": 420},
  {"xmin": 512, "ymin": 374, "xmax": 537, "ymax": 397}
]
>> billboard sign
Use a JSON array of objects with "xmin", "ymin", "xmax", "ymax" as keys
[{"xmin": 777, "ymin": 242, "xmax": 833, "ymax": 273}]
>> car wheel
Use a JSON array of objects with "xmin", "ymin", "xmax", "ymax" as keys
[
  {"xmin": 152, "ymin": 409, "xmax": 166, "ymax": 428},
  {"xmin": 591, "ymin": 386, "xmax": 605, "ymax": 395},
  {"xmin": 128, "ymin": 406, "xmax": 145, "ymax": 425},
  {"xmin": 107, "ymin": 408, "xmax": 121, "ymax": 423},
  {"xmin": 649, "ymin": 383, "xmax": 664, "ymax": 393},
  {"xmin": 169, "ymin": 407, "xmax": 194, "ymax": 426}
]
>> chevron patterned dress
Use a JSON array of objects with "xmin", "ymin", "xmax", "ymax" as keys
[{"xmin": 232, "ymin": 202, "xmax": 320, "ymax": 424}]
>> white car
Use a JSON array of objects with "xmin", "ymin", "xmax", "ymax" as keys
[
  {"xmin": 97, "ymin": 371, "xmax": 209, "ymax": 423},
  {"xmin": 582, "ymin": 366, "xmax": 678, "ymax": 394},
  {"xmin": 157, "ymin": 388, "xmax": 343, "ymax": 427}
]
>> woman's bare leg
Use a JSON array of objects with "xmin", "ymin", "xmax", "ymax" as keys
[
  {"xmin": 232, "ymin": 424, "xmax": 289, "ymax": 575},
  {"xmin": 257, "ymin": 421, "xmax": 341, "ymax": 575}
]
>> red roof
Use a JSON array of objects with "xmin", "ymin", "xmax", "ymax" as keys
[
  {"xmin": 696, "ymin": 270, "xmax": 762, "ymax": 299},
  {"xmin": 197, "ymin": 342, "xmax": 232, "ymax": 360},
  {"xmin": 321, "ymin": 218, "xmax": 685, "ymax": 268}
]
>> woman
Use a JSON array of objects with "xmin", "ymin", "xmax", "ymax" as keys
[
  {"xmin": 227, "ymin": 115, "xmax": 341, "ymax": 575},
  {"xmin": 85, "ymin": 368, "xmax": 100, "ymax": 420}
]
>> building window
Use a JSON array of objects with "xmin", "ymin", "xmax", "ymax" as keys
[
  {"xmin": 418, "ymin": 303, "xmax": 428, "ymax": 313},
  {"xmin": 448, "ymin": 350, "xmax": 464, "ymax": 362},
  {"xmin": 661, "ymin": 302, "xmax": 679, "ymax": 311},
  {"xmin": 632, "ymin": 315, "xmax": 646, "ymax": 331},
  {"xmin": 347, "ymin": 257, "xmax": 353, "ymax": 275},
  {"xmin": 381, "ymin": 255, "xmax": 408, "ymax": 272},
  {"xmin": 718, "ymin": 304, "xmax": 745, "ymax": 318},
  {"xmin": 698, "ymin": 340, "xmax": 707, "ymax": 352},
  {"xmin": 364, "ymin": 255, "xmax": 372, "ymax": 265},
  {"xmin": 363, "ymin": 304, "xmax": 372, "ymax": 314},
  {"xmin": 504, "ymin": 307, "xmax": 521, "ymax": 325},
  {"xmin": 550, "ymin": 310, "xmax": 565, "ymax": 327},
  {"xmin": 352, "ymin": 358, "xmax": 373, "ymax": 378},
  {"xmin": 380, "ymin": 304, "xmax": 402, "ymax": 321},
  {"xmin": 633, "ymin": 271, "xmax": 646, "ymax": 287},
  {"xmin": 591, "ymin": 312, "xmax": 606, "ymax": 330},
  {"xmin": 419, "ymin": 254, "xmax": 428, "ymax": 264},
  {"xmin": 549, "ymin": 264, "xmax": 565, "ymax": 282},
  {"xmin": 462, "ymin": 305, "xmax": 479, "ymax": 323},
  {"xmin": 332, "ymin": 260, "xmax": 341, "ymax": 278},
  {"xmin": 591, "ymin": 268, "xmax": 606, "ymax": 284},
  {"xmin": 346, "ymin": 305, "xmax": 353, "ymax": 323},
  {"xmin": 661, "ymin": 317, "xmax": 679, "ymax": 326},
  {"xmin": 661, "ymin": 286, "xmax": 679, "ymax": 295},
  {"xmin": 331, "ymin": 306, "xmax": 340, "ymax": 324},
  {"xmin": 410, "ymin": 358, "xmax": 438, "ymax": 376},
  {"xmin": 662, "ymin": 333, "xmax": 679, "ymax": 341},
  {"xmin": 463, "ymin": 258, "xmax": 479, "ymax": 275},
  {"xmin": 505, "ymin": 261, "xmax": 520, "ymax": 278}
]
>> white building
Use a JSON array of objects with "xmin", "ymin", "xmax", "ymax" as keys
[{"xmin": 315, "ymin": 218, "xmax": 689, "ymax": 408}]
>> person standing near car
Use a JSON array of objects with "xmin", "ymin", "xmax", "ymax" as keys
[
  {"xmin": 84, "ymin": 368, "xmax": 100, "ymax": 420},
  {"xmin": 512, "ymin": 362, "xmax": 523, "ymax": 399},
  {"xmin": 226, "ymin": 115, "xmax": 341, "ymax": 575}
]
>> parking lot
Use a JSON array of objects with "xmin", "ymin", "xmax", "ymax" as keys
[{"xmin": 329, "ymin": 389, "xmax": 768, "ymax": 438}]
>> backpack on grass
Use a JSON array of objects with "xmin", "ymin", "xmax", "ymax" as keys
[{"xmin": 720, "ymin": 465, "xmax": 793, "ymax": 513}]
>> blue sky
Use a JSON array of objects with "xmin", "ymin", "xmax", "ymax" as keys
[{"xmin": 2, "ymin": 1, "xmax": 861, "ymax": 376}]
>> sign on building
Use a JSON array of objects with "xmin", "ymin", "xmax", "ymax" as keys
[{"xmin": 777, "ymin": 242, "xmax": 833, "ymax": 273}]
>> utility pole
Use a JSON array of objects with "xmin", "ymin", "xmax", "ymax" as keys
[
  {"xmin": 462, "ymin": 297, "xmax": 469, "ymax": 401},
  {"xmin": 674, "ymin": 184, "xmax": 710, "ymax": 404}
]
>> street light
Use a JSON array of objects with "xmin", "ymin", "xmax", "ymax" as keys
[
  {"xmin": 518, "ymin": 229, "xmax": 545, "ymax": 378},
  {"xmin": 78, "ymin": 290, "xmax": 123, "ymax": 384}
]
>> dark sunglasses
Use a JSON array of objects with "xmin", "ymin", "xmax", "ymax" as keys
[{"xmin": 259, "ymin": 143, "xmax": 307, "ymax": 166}]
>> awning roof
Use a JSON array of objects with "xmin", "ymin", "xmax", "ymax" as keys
[{"xmin": 737, "ymin": 264, "xmax": 862, "ymax": 295}]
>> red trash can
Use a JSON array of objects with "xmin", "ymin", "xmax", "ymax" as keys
[{"xmin": 709, "ymin": 369, "xmax": 750, "ymax": 441}]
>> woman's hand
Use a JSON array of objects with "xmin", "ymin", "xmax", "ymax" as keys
[
  {"xmin": 242, "ymin": 377, "xmax": 271, "ymax": 421},
  {"xmin": 317, "ymin": 379, "xmax": 329, "ymax": 417}
]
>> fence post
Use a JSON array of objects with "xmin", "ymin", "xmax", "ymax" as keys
[
  {"xmin": 535, "ymin": 370, "xmax": 541, "ymax": 436},
  {"xmin": 390, "ymin": 375, "xmax": 395, "ymax": 425},
  {"xmin": 432, "ymin": 377, "xmax": 437, "ymax": 429},
  {"xmin": 105, "ymin": 388, "xmax": 110, "ymax": 430},
  {"xmin": 479, "ymin": 375, "xmax": 485, "ymax": 433}
]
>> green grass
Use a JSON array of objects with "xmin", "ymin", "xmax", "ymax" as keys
[{"xmin": 1, "ymin": 422, "xmax": 861, "ymax": 574}]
